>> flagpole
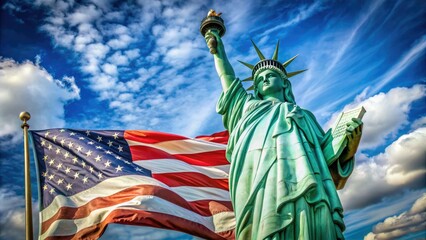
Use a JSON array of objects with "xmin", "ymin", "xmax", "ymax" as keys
[{"xmin": 20, "ymin": 111, "xmax": 33, "ymax": 240}]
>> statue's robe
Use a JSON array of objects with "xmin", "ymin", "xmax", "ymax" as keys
[{"xmin": 217, "ymin": 80, "xmax": 354, "ymax": 240}]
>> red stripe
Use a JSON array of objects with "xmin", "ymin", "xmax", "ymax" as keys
[
  {"xmin": 41, "ymin": 184, "xmax": 233, "ymax": 234},
  {"xmin": 153, "ymin": 172, "xmax": 229, "ymax": 190},
  {"xmin": 129, "ymin": 145, "xmax": 228, "ymax": 166},
  {"xmin": 45, "ymin": 209, "xmax": 234, "ymax": 240},
  {"xmin": 124, "ymin": 130, "xmax": 188, "ymax": 144},
  {"xmin": 196, "ymin": 130, "xmax": 229, "ymax": 145}
]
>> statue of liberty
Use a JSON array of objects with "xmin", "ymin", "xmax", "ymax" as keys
[{"xmin": 201, "ymin": 12, "xmax": 363, "ymax": 240}]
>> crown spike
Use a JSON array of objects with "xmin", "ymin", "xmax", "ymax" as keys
[
  {"xmin": 238, "ymin": 60, "xmax": 254, "ymax": 70},
  {"xmin": 241, "ymin": 76, "xmax": 253, "ymax": 82},
  {"xmin": 246, "ymin": 85, "xmax": 255, "ymax": 91},
  {"xmin": 272, "ymin": 40, "xmax": 280, "ymax": 61},
  {"xmin": 282, "ymin": 54, "xmax": 299, "ymax": 68},
  {"xmin": 287, "ymin": 69, "xmax": 307, "ymax": 78},
  {"xmin": 250, "ymin": 39, "xmax": 265, "ymax": 60}
]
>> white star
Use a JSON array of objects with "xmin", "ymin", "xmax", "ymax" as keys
[
  {"xmin": 70, "ymin": 132, "xmax": 76, "ymax": 136},
  {"xmin": 89, "ymin": 166, "xmax": 95, "ymax": 173},
  {"xmin": 82, "ymin": 176, "xmax": 89, "ymax": 184},
  {"xmin": 113, "ymin": 132, "xmax": 119, "ymax": 139},
  {"xmin": 68, "ymin": 141, "xmax": 74, "ymax": 149},
  {"xmin": 65, "ymin": 167, "xmax": 71, "ymax": 174},
  {"xmin": 98, "ymin": 172, "xmax": 103, "ymax": 179},
  {"xmin": 60, "ymin": 139, "xmax": 65, "ymax": 146},
  {"xmin": 115, "ymin": 165, "xmax": 123, "ymax": 172},
  {"xmin": 57, "ymin": 178, "xmax": 64, "ymax": 185},
  {"xmin": 81, "ymin": 161, "xmax": 86, "ymax": 168},
  {"xmin": 96, "ymin": 146, "xmax": 102, "ymax": 149},
  {"xmin": 64, "ymin": 152, "xmax": 70, "ymax": 158},
  {"xmin": 72, "ymin": 157, "xmax": 78, "ymax": 164},
  {"xmin": 86, "ymin": 130, "xmax": 90, "ymax": 136},
  {"xmin": 97, "ymin": 136, "xmax": 102, "ymax": 142},
  {"xmin": 135, "ymin": 167, "xmax": 142, "ymax": 172},
  {"xmin": 44, "ymin": 131, "xmax": 50, "ymax": 137},
  {"xmin": 48, "ymin": 159, "xmax": 55, "ymax": 166},
  {"xmin": 74, "ymin": 172, "xmax": 80, "ymax": 179},
  {"xmin": 48, "ymin": 174, "xmax": 55, "ymax": 180},
  {"xmin": 43, "ymin": 155, "xmax": 48, "ymax": 161},
  {"xmin": 42, "ymin": 171, "xmax": 48, "ymax": 177},
  {"xmin": 95, "ymin": 155, "xmax": 102, "ymax": 162},
  {"xmin": 115, "ymin": 156, "xmax": 121, "ymax": 160},
  {"xmin": 60, "ymin": 129, "xmax": 65, "ymax": 132},
  {"xmin": 47, "ymin": 144, "xmax": 52, "ymax": 150},
  {"xmin": 105, "ymin": 150, "xmax": 112, "ymax": 155},
  {"xmin": 43, "ymin": 184, "xmax": 48, "ymax": 191},
  {"xmin": 49, "ymin": 188, "xmax": 55, "ymax": 194},
  {"xmin": 86, "ymin": 150, "xmax": 92, "ymax": 157},
  {"xmin": 118, "ymin": 145, "xmax": 123, "ymax": 152},
  {"xmin": 66, "ymin": 183, "xmax": 73, "ymax": 190},
  {"xmin": 76, "ymin": 146, "xmax": 83, "ymax": 152},
  {"xmin": 104, "ymin": 160, "xmax": 111, "ymax": 168},
  {"xmin": 88, "ymin": 141, "xmax": 94, "ymax": 145},
  {"xmin": 56, "ymin": 163, "xmax": 63, "ymax": 170},
  {"xmin": 41, "ymin": 140, "xmax": 46, "ymax": 146},
  {"xmin": 78, "ymin": 137, "xmax": 85, "ymax": 140},
  {"xmin": 107, "ymin": 140, "xmax": 113, "ymax": 147},
  {"xmin": 52, "ymin": 135, "xmax": 57, "ymax": 142},
  {"xmin": 56, "ymin": 148, "xmax": 61, "ymax": 154}
]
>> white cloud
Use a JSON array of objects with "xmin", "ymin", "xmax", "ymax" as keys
[
  {"xmin": 326, "ymin": 84, "xmax": 426, "ymax": 149},
  {"xmin": 67, "ymin": 4, "xmax": 102, "ymax": 26},
  {"xmin": 124, "ymin": 49, "xmax": 140, "ymax": 60},
  {"xmin": 107, "ymin": 51, "xmax": 129, "ymax": 66},
  {"xmin": 0, "ymin": 187, "xmax": 39, "ymax": 240},
  {"xmin": 107, "ymin": 34, "xmax": 134, "ymax": 49},
  {"xmin": 102, "ymin": 63, "xmax": 118, "ymax": 76},
  {"xmin": 384, "ymin": 127, "xmax": 426, "ymax": 186},
  {"xmin": 339, "ymin": 127, "xmax": 426, "ymax": 210},
  {"xmin": 411, "ymin": 116, "xmax": 426, "ymax": 130},
  {"xmin": 364, "ymin": 194, "xmax": 426, "ymax": 240},
  {"xmin": 0, "ymin": 58, "xmax": 79, "ymax": 141}
]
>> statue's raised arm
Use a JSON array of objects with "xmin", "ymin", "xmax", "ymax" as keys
[{"xmin": 201, "ymin": 11, "xmax": 235, "ymax": 93}]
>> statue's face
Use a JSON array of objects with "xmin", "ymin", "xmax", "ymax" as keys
[{"xmin": 255, "ymin": 69, "xmax": 284, "ymax": 97}]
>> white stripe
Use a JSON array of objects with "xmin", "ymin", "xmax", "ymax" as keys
[
  {"xmin": 126, "ymin": 138, "xmax": 226, "ymax": 154},
  {"xmin": 42, "ymin": 175, "xmax": 165, "ymax": 220},
  {"xmin": 42, "ymin": 175, "xmax": 231, "ymax": 221},
  {"xmin": 41, "ymin": 195, "xmax": 235, "ymax": 239},
  {"xmin": 134, "ymin": 159, "xmax": 229, "ymax": 179},
  {"xmin": 172, "ymin": 186, "xmax": 230, "ymax": 202}
]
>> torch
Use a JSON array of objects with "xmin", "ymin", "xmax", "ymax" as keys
[{"xmin": 200, "ymin": 10, "xmax": 226, "ymax": 54}]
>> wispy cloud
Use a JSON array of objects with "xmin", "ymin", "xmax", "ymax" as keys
[
  {"xmin": 325, "ymin": 0, "xmax": 384, "ymax": 75},
  {"xmin": 369, "ymin": 35, "xmax": 426, "ymax": 95},
  {"xmin": 259, "ymin": 2, "xmax": 324, "ymax": 39}
]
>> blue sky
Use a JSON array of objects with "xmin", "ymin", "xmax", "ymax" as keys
[{"xmin": 0, "ymin": 0, "xmax": 425, "ymax": 239}]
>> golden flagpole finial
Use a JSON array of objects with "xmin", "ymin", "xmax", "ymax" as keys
[{"xmin": 20, "ymin": 111, "xmax": 33, "ymax": 240}]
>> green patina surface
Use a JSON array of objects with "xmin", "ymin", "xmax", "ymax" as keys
[{"xmin": 204, "ymin": 27, "xmax": 362, "ymax": 240}]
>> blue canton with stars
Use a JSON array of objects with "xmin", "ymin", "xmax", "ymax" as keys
[{"xmin": 30, "ymin": 129, "xmax": 151, "ymax": 208}]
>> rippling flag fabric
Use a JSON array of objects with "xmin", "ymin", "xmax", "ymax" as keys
[{"xmin": 30, "ymin": 129, "xmax": 234, "ymax": 239}]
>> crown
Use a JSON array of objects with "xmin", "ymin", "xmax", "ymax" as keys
[{"xmin": 239, "ymin": 40, "xmax": 307, "ymax": 90}]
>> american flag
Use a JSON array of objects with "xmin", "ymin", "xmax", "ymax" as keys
[{"xmin": 30, "ymin": 129, "xmax": 235, "ymax": 239}]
